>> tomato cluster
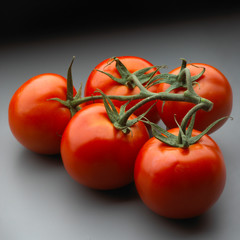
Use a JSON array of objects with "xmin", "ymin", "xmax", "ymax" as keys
[{"xmin": 8, "ymin": 56, "xmax": 232, "ymax": 219}]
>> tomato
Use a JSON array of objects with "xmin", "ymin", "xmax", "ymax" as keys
[
  {"xmin": 8, "ymin": 73, "xmax": 77, "ymax": 155},
  {"xmin": 156, "ymin": 63, "xmax": 233, "ymax": 133},
  {"xmin": 134, "ymin": 128, "xmax": 226, "ymax": 219},
  {"xmin": 84, "ymin": 56, "xmax": 161, "ymax": 124},
  {"xmin": 61, "ymin": 103, "xmax": 150, "ymax": 190}
]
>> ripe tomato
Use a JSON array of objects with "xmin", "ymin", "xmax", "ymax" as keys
[
  {"xmin": 157, "ymin": 63, "xmax": 233, "ymax": 133},
  {"xmin": 61, "ymin": 103, "xmax": 150, "ymax": 190},
  {"xmin": 134, "ymin": 128, "xmax": 226, "ymax": 219},
  {"xmin": 8, "ymin": 73, "xmax": 77, "ymax": 155},
  {"xmin": 84, "ymin": 56, "xmax": 161, "ymax": 124}
]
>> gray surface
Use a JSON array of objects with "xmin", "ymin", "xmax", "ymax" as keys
[{"xmin": 1, "ymin": 11, "xmax": 240, "ymax": 240}]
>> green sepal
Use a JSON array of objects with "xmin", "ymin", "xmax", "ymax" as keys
[
  {"xmin": 173, "ymin": 114, "xmax": 190, "ymax": 148},
  {"xmin": 96, "ymin": 57, "xmax": 165, "ymax": 89},
  {"xmin": 73, "ymin": 82, "xmax": 83, "ymax": 102},
  {"xmin": 114, "ymin": 57, "xmax": 131, "ymax": 80},
  {"xmin": 95, "ymin": 89, "xmax": 154, "ymax": 134},
  {"xmin": 96, "ymin": 69, "xmax": 126, "ymax": 85},
  {"xmin": 146, "ymin": 59, "xmax": 205, "ymax": 93},
  {"xmin": 126, "ymin": 102, "xmax": 156, "ymax": 127},
  {"xmin": 66, "ymin": 56, "xmax": 75, "ymax": 101},
  {"xmin": 133, "ymin": 65, "xmax": 164, "ymax": 86},
  {"xmin": 145, "ymin": 73, "xmax": 177, "ymax": 89},
  {"xmin": 143, "ymin": 114, "xmax": 231, "ymax": 148},
  {"xmin": 94, "ymin": 89, "xmax": 120, "ymax": 124},
  {"xmin": 186, "ymin": 112, "xmax": 196, "ymax": 138},
  {"xmin": 142, "ymin": 118, "xmax": 179, "ymax": 147},
  {"xmin": 188, "ymin": 116, "xmax": 231, "ymax": 145},
  {"xmin": 47, "ymin": 56, "xmax": 83, "ymax": 117}
]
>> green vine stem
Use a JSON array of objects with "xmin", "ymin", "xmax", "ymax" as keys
[
  {"xmin": 49, "ymin": 57, "xmax": 218, "ymax": 147},
  {"xmin": 113, "ymin": 66, "xmax": 212, "ymax": 128},
  {"xmin": 69, "ymin": 57, "xmax": 212, "ymax": 110}
]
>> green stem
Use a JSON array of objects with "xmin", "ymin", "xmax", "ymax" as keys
[
  {"xmin": 117, "ymin": 95, "xmax": 159, "ymax": 126},
  {"xmin": 181, "ymin": 67, "xmax": 213, "ymax": 112},
  {"xmin": 117, "ymin": 69, "xmax": 210, "ymax": 127},
  {"xmin": 179, "ymin": 58, "xmax": 187, "ymax": 72},
  {"xmin": 179, "ymin": 67, "xmax": 198, "ymax": 96},
  {"xmin": 70, "ymin": 93, "xmax": 142, "ymax": 107},
  {"xmin": 67, "ymin": 56, "xmax": 75, "ymax": 101},
  {"xmin": 70, "ymin": 67, "xmax": 213, "ymax": 116},
  {"xmin": 52, "ymin": 57, "xmax": 214, "ymax": 134},
  {"xmin": 130, "ymin": 74, "xmax": 150, "ymax": 95},
  {"xmin": 180, "ymin": 102, "xmax": 206, "ymax": 134}
]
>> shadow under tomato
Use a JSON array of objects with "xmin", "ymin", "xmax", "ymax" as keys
[
  {"xmin": 17, "ymin": 147, "xmax": 63, "ymax": 173},
  {"xmin": 147, "ymin": 207, "xmax": 217, "ymax": 236},
  {"xmin": 16, "ymin": 147, "xmax": 139, "ymax": 202},
  {"xmin": 98, "ymin": 182, "xmax": 139, "ymax": 200},
  {"xmin": 75, "ymin": 181, "xmax": 139, "ymax": 204},
  {"xmin": 164, "ymin": 214, "xmax": 209, "ymax": 228}
]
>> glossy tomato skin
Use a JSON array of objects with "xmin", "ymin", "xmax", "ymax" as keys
[
  {"xmin": 84, "ymin": 56, "xmax": 161, "ymax": 124},
  {"xmin": 8, "ymin": 73, "xmax": 76, "ymax": 155},
  {"xmin": 134, "ymin": 128, "xmax": 226, "ymax": 219},
  {"xmin": 61, "ymin": 103, "xmax": 150, "ymax": 190},
  {"xmin": 157, "ymin": 63, "xmax": 233, "ymax": 133}
]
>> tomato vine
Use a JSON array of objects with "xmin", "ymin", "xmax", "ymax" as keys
[
  {"xmin": 50, "ymin": 56, "xmax": 227, "ymax": 148},
  {"xmin": 9, "ymin": 55, "xmax": 233, "ymax": 218}
]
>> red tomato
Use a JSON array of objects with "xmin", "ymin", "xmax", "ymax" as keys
[
  {"xmin": 8, "ymin": 73, "xmax": 77, "ymax": 155},
  {"xmin": 134, "ymin": 128, "xmax": 226, "ymax": 219},
  {"xmin": 61, "ymin": 103, "xmax": 150, "ymax": 190},
  {"xmin": 157, "ymin": 63, "xmax": 233, "ymax": 133},
  {"xmin": 84, "ymin": 56, "xmax": 161, "ymax": 124}
]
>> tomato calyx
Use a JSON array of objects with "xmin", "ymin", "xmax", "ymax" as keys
[
  {"xmin": 144, "ymin": 70, "xmax": 231, "ymax": 148},
  {"xmin": 147, "ymin": 58, "xmax": 205, "ymax": 92},
  {"xmin": 48, "ymin": 57, "xmax": 83, "ymax": 117},
  {"xmin": 96, "ymin": 57, "xmax": 165, "ymax": 89},
  {"xmin": 96, "ymin": 89, "xmax": 153, "ymax": 134},
  {"xmin": 143, "ymin": 108, "xmax": 230, "ymax": 148}
]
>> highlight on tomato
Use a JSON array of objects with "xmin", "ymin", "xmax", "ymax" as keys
[
  {"xmin": 84, "ymin": 56, "xmax": 162, "ymax": 124},
  {"xmin": 60, "ymin": 102, "xmax": 150, "ymax": 190},
  {"xmin": 134, "ymin": 116, "xmax": 227, "ymax": 219},
  {"xmin": 156, "ymin": 61, "xmax": 233, "ymax": 134}
]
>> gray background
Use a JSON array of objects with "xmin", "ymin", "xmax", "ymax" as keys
[{"xmin": 1, "ymin": 3, "xmax": 240, "ymax": 240}]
